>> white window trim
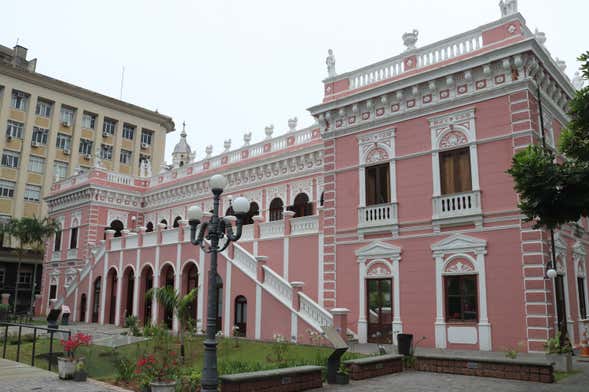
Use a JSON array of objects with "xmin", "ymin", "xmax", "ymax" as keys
[
  {"xmin": 6, "ymin": 120, "xmax": 24, "ymax": 139},
  {"xmin": 573, "ymin": 241, "xmax": 588, "ymax": 343},
  {"xmin": 28, "ymin": 156, "xmax": 45, "ymax": 173},
  {"xmin": 554, "ymin": 234, "xmax": 574, "ymax": 343},
  {"xmin": 431, "ymin": 233, "xmax": 491, "ymax": 351},
  {"xmin": 56, "ymin": 133, "xmax": 72, "ymax": 150},
  {"xmin": 32, "ymin": 126, "xmax": 49, "ymax": 145},
  {"xmin": 0, "ymin": 180, "xmax": 15, "ymax": 198},
  {"xmin": 24, "ymin": 184, "xmax": 41, "ymax": 202}
]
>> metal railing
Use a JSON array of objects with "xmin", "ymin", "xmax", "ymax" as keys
[{"xmin": 1, "ymin": 322, "xmax": 71, "ymax": 371}]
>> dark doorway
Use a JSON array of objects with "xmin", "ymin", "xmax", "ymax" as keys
[
  {"xmin": 92, "ymin": 277, "xmax": 101, "ymax": 323},
  {"xmin": 367, "ymin": 278, "xmax": 392, "ymax": 344},
  {"xmin": 124, "ymin": 268, "xmax": 135, "ymax": 319},
  {"xmin": 79, "ymin": 293, "xmax": 87, "ymax": 322},
  {"xmin": 555, "ymin": 274, "xmax": 568, "ymax": 339},
  {"xmin": 234, "ymin": 295, "xmax": 247, "ymax": 337}
]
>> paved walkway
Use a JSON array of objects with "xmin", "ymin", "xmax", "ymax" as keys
[{"xmin": 0, "ymin": 358, "xmax": 130, "ymax": 392}]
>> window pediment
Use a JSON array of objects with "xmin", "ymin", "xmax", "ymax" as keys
[
  {"xmin": 431, "ymin": 233, "xmax": 487, "ymax": 257},
  {"xmin": 356, "ymin": 240, "xmax": 401, "ymax": 260}
]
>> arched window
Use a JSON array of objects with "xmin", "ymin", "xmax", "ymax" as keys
[
  {"xmin": 439, "ymin": 147, "xmax": 471, "ymax": 195},
  {"xmin": 234, "ymin": 295, "xmax": 247, "ymax": 337},
  {"xmin": 173, "ymin": 216, "xmax": 182, "ymax": 228},
  {"xmin": 269, "ymin": 198, "xmax": 284, "ymax": 221},
  {"xmin": 92, "ymin": 277, "xmax": 101, "ymax": 323},
  {"xmin": 244, "ymin": 202, "xmax": 259, "ymax": 225},
  {"xmin": 109, "ymin": 220, "xmax": 124, "ymax": 237},
  {"xmin": 290, "ymin": 193, "xmax": 313, "ymax": 218},
  {"xmin": 146, "ymin": 222, "xmax": 154, "ymax": 232},
  {"xmin": 160, "ymin": 219, "xmax": 168, "ymax": 229}
]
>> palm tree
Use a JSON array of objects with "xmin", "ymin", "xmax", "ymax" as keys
[
  {"xmin": 0, "ymin": 216, "xmax": 59, "ymax": 315},
  {"xmin": 146, "ymin": 286, "xmax": 197, "ymax": 362}
]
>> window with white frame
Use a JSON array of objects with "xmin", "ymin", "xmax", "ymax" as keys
[
  {"xmin": 32, "ymin": 126, "xmax": 49, "ymax": 145},
  {"xmin": 439, "ymin": 147, "xmax": 472, "ymax": 195},
  {"xmin": 0, "ymin": 180, "xmax": 15, "ymax": 198},
  {"xmin": 141, "ymin": 129, "xmax": 153, "ymax": 145},
  {"xmin": 18, "ymin": 271, "xmax": 33, "ymax": 286},
  {"xmin": 24, "ymin": 184, "xmax": 41, "ymax": 202},
  {"xmin": 60, "ymin": 107, "xmax": 74, "ymax": 126},
  {"xmin": 6, "ymin": 120, "xmax": 24, "ymax": 139},
  {"xmin": 120, "ymin": 149, "xmax": 132, "ymax": 165},
  {"xmin": 365, "ymin": 163, "xmax": 390, "ymax": 205},
  {"xmin": 11, "ymin": 90, "xmax": 28, "ymax": 111},
  {"xmin": 1, "ymin": 150, "xmax": 20, "ymax": 168},
  {"xmin": 70, "ymin": 227, "xmax": 78, "ymax": 249},
  {"xmin": 103, "ymin": 118, "xmax": 116, "ymax": 136},
  {"xmin": 28, "ymin": 156, "xmax": 45, "ymax": 173},
  {"xmin": 79, "ymin": 139, "xmax": 93, "ymax": 155},
  {"xmin": 35, "ymin": 99, "xmax": 52, "ymax": 117},
  {"xmin": 82, "ymin": 113, "xmax": 96, "ymax": 129},
  {"xmin": 122, "ymin": 124, "xmax": 135, "ymax": 140},
  {"xmin": 54, "ymin": 230, "xmax": 62, "ymax": 252},
  {"xmin": 56, "ymin": 133, "xmax": 72, "ymax": 151},
  {"xmin": 100, "ymin": 144, "xmax": 113, "ymax": 160},
  {"xmin": 54, "ymin": 162, "xmax": 68, "ymax": 180},
  {"xmin": 0, "ymin": 268, "xmax": 5, "ymax": 287}
]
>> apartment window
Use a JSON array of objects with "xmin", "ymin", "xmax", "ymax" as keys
[
  {"xmin": 103, "ymin": 118, "xmax": 116, "ymax": 136},
  {"xmin": 54, "ymin": 162, "xmax": 68, "ymax": 180},
  {"xmin": 1, "ymin": 150, "xmax": 20, "ymax": 168},
  {"xmin": 82, "ymin": 113, "xmax": 96, "ymax": 129},
  {"xmin": 365, "ymin": 163, "xmax": 390, "ymax": 205},
  {"xmin": 445, "ymin": 275, "xmax": 478, "ymax": 322},
  {"xmin": 35, "ymin": 99, "xmax": 52, "ymax": 117},
  {"xmin": 141, "ymin": 129, "xmax": 153, "ymax": 145},
  {"xmin": 17, "ymin": 271, "xmax": 32, "ymax": 286},
  {"xmin": 122, "ymin": 124, "xmax": 135, "ymax": 140},
  {"xmin": 100, "ymin": 144, "xmax": 113, "ymax": 160},
  {"xmin": 440, "ymin": 147, "xmax": 471, "ymax": 195},
  {"xmin": 11, "ymin": 90, "xmax": 28, "ymax": 111},
  {"xmin": 24, "ymin": 184, "xmax": 41, "ymax": 202},
  {"xmin": 0, "ymin": 180, "xmax": 15, "ymax": 198},
  {"xmin": 28, "ymin": 156, "xmax": 45, "ymax": 173},
  {"xmin": 579, "ymin": 277, "xmax": 587, "ymax": 320},
  {"xmin": 32, "ymin": 126, "xmax": 49, "ymax": 145},
  {"xmin": 120, "ymin": 149, "xmax": 132, "ymax": 165},
  {"xmin": 56, "ymin": 133, "xmax": 72, "ymax": 151},
  {"xmin": 54, "ymin": 230, "xmax": 62, "ymax": 252},
  {"xmin": 6, "ymin": 120, "xmax": 24, "ymax": 139},
  {"xmin": 60, "ymin": 107, "xmax": 74, "ymax": 126},
  {"xmin": 79, "ymin": 139, "xmax": 93, "ymax": 155},
  {"xmin": 70, "ymin": 227, "xmax": 78, "ymax": 249},
  {"xmin": 49, "ymin": 284, "xmax": 57, "ymax": 300},
  {"xmin": 0, "ymin": 268, "xmax": 5, "ymax": 287}
]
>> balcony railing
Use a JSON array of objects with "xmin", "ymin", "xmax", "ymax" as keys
[
  {"xmin": 259, "ymin": 220, "xmax": 285, "ymax": 239},
  {"xmin": 358, "ymin": 202, "xmax": 398, "ymax": 230},
  {"xmin": 433, "ymin": 190, "xmax": 481, "ymax": 220},
  {"xmin": 290, "ymin": 216, "xmax": 319, "ymax": 236}
]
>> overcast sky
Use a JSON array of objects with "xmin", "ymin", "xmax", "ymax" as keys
[{"xmin": 2, "ymin": 0, "xmax": 586, "ymax": 163}]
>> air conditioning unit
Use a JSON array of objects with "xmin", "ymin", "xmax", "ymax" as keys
[
  {"xmin": 63, "ymin": 148, "xmax": 71, "ymax": 155},
  {"xmin": 102, "ymin": 131, "xmax": 110, "ymax": 137},
  {"xmin": 84, "ymin": 154, "xmax": 91, "ymax": 160},
  {"xmin": 141, "ymin": 142, "xmax": 149, "ymax": 149},
  {"xmin": 62, "ymin": 121, "xmax": 71, "ymax": 127},
  {"xmin": 6, "ymin": 135, "xmax": 12, "ymax": 141}
]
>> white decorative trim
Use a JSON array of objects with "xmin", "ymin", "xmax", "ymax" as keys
[
  {"xmin": 266, "ymin": 184, "xmax": 287, "ymax": 205},
  {"xmin": 107, "ymin": 210, "xmax": 129, "ymax": 226},
  {"xmin": 358, "ymin": 128, "xmax": 395, "ymax": 165},
  {"xmin": 69, "ymin": 211, "xmax": 81, "ymax": 228},
  {"xmin": 289, "ymin": 178, "xmax": 314, "ymax": 203}
]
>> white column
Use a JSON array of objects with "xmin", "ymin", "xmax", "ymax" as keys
[
  {"xmin": 173, "ymin": 244, "xmax": 182, "ymax": 333},
  {"xmin": 100, "ymin": 253, "xmax": 108, "ymax": 324},
  {"xmin": 358, "ymin": 260, "xmax": 367, "ymax": 343},
  {"xmin": 562, "ymin": 271, "xmax": 575, "ymax": 343},
  {"xmin": 86, "ymin": 269, "xmax": 93, "ymax": 323},
  {"xmin": 358, "ymin": 166, "xmax": 366, "ymax": 206},
  {"xmin": 476, "ymin": 252, "xmax": 491, "ymax": 350},
  {"xmin": 152, "ymin": 247, "xmax": 160, "ymax": 325},
  {"xmin": 392, "ymin": 258, "xmax": 403, "ymax": 345},
  {"xmin": 115, "ymin": 252, "xmax": 123, "ymax": 326},
  {"xmin": 470, "ymin": 144, "xmax": 480, "ymax": 191},
  {"xmin": 283, "ymin": 237, "xmax": 289, "ymax": 280},
  {"xmin": 73, "ymin": 287, "xmax": 79, "ymax": 322},
  {"xmin": 255, "ymin": 285, "xmax": 262, "ymax": 339},
  {"xmin": 318, "ymin": 233, "xmax": 324, "ymax": 306},
  {"xmin": 224, "ymin": 261, "xmax": 232, "ymax": 336},
  {"xmin": 291, "ymin": 311, "xmax": 298, "ymax": 343},
  {"xmin": 431, "ymin": 152, "xmax": 441, "ymax": 196},
  {"xmin": 389, "ymin": 160, "xmax": 398, "ymax": 203},
  {"xmin": 132, "ymin": 249, "xmax": 141, "ymax": 316},
  {"xmin": 434, "ymin": 255, "xmax": 446, "ymax": 348},
  {"xmin": 197, "ymin": 249, "xmax": 205, "ymax": 333}
]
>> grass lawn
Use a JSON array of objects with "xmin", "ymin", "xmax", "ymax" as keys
[
  {"xmin": 554, "ymin": 369, "xmax": 581, "ymax": 382},
  {"xmin": 1, "ymin": 333, "xmax": 364, "ymax": 388}
]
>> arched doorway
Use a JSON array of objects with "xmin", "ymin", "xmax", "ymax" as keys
[
  {"xmin": 110, "ymin": 220, "xmax": 124, "ymax": 237},
  {"xmin": 91, "ymin": 277, "xmax": 101, "ymax": 323},
  {"xmin": 140, "ymin": 265, "xmax": 154, "ymax": 326},
  {"xmin": 290, "ymin": 193, "xmax": 312, "ymax": 217},
  {"xmin": 234, "ymin": 295, "xmax": 247, "ymax": 337},
  {"xmin": 79, "ymin": 293, "xmax": 87, "ymax": 322},
  {"xmin": 160, "ymin": 264, "xmax": 175, "ymax": 329},
  {"xmin": 122, "ymin": 266, "xmax": 135, "ymax": 320},
  {"xmin": 216, "ymin": 274, "xmax": 223, "ymax": 333},
  {"xmin": 182, "ymin": 262, "xmax": 199, "ymax": 324},
  {"xmin": 269, "ymin": 198, "xmax": 284, "ymax": 221},
  {"xmin": 106, "ymin": 268, "xmax": 118, "ymax": 324}
]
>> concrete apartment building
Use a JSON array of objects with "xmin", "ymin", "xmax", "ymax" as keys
[{"xmin": 0, "ymin": 43, "xmax": 174, "ymax": 313}]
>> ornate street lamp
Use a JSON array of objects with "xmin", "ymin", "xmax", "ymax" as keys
[{"xmin": 187, "ymin": 174, "xmax": 249, "ymax": 392}]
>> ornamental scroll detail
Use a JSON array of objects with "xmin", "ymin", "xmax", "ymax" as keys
[
  {"xmin": 444, "ymin": 259, "xmax": 475, "ymax": 274},
  {"xmin": 439, "ymin": 130, "xmax": 468, "ymax": 149}
]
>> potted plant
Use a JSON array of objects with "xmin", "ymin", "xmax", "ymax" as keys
[
  {"xmin": 335, "ymin": 363, "xmax": 350, "ymax": 385},
  {"xmin": 0, "ymin": 303, "xmax": 9, "ymax": 322},
  {"xmin": 73, "ymin": 359, "xmax": 88, "ymax": 382},
  {"xmin": 135, "ymin": 348, "xmax": 180, "ymax": 392},
  {"xmin": 545, "ymin": 332, "xmax": 573, "ymax": 372},
  {"xmin": 58, "ymin": 333, "xmax": 92, "ymax": 380}
]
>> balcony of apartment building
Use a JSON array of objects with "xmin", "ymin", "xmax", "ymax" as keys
[{"xmin": 358, "ymin": 162, "xmax": 398, "ymax": 235}]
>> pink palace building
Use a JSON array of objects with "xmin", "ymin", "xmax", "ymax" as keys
[{"xmin": 39, "ymin": 2, "xmax": 589, "ymax": 353}]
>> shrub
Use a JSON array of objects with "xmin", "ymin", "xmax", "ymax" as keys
[
  {"xmin": 110, "ymin": 350, "xmax": 135, "ymax": 383},
  {"xmin": 125, "ymin": 315, "xmax": 141, "ymax": 336}
]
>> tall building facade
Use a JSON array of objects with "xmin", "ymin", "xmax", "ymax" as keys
[
  {"xmin": 0, "ymin": 43, "xmax": 174, "ymax": 313},
  {"xmin": 41, "ymin": 3, "xmax": 588, "ymax": 353}
]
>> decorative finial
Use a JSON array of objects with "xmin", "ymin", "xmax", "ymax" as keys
[
  {"xmin": 534, "ymin": 28, "xmax": 547, "ymax": 46},
  {"xmin": 572, "ymin": 72, "xmax": 585, "ymax": 90},
  {"xmin": 181, "ymin": 121, "xmax": 187, "ymax": 136},
  {"xmin": 205, "ymin": 145, "xmax": 213, "ymax": 158},
  {"xmin": 288, "ymin": 117, "xmax": 298, "ymax": 132},
  {"xmin": 402, "ymin": 29, "xmax": 419, "ymax": 51},
  {"xmin": 243, "ymin": 132, "xmax": 252, "ymax": 146},
  {"xmin": 499, "ymin": 0, "xmax": 518, "ymax": 17},
  {"xmin": 265, "ymin": 125, "xmax": 274, "ymax": 139},
  {"xmin": 555, "ymin": 58, "xmax": 566, "ymax": 73},
  {"xmin": 224, "ymin": 139, "xmax": 232, "ymax": 152},
  {"xmin": 326, "ymin": 49, "xmax": 336, "ymax": 78}
]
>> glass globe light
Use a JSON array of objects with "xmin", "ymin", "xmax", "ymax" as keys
[
  {"xmin": 546, "ymin": 268, "xmax": 557, "ymax": 279},
  {"xmin": 232, "ymin": 196, "xmax": 250, "ymax": 214},
  {"xmin": 209, "ymin": 174, "xmax": 227, "ymax": 191},
  {"xmin": 187, "ymin": 205, "xmax": 204, "ymax": 221}
]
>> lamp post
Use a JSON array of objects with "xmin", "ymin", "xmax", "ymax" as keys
[{"xmin": 187, "ymin": 174, "xmax": 249, "ymax": 392}]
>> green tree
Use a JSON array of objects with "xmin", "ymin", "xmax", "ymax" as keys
[
  {"xmin": 146, "ymin": 286, "xmax": 197, "ymax": 362},
  {"xmin": 0, "ymin": 216, "xmax": 59, "ymax": 315}
]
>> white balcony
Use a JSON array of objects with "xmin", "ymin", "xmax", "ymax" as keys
[
  {"xmin": 432, "ymin": 190, "xmax": 482, "ymax": 224},
  {"xmin": 358, "ymin": 202, "xmax": 398, "ymax": 233}
]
